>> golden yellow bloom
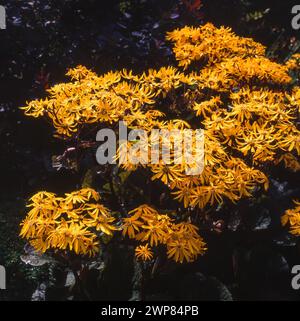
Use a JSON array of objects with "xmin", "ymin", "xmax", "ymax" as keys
[
  {"xmin": 85, "ymin": 204, "xmax": 116, "ymax": 235},
  {"xmin": 166, "ymin": 237, "xmax": 206, "ymax": 263},
  {"xmin": 189, "ymin": 184, "xmax": 226, "ymax": 209},
  {"xmin": 20, "ymin": 99, "xmax": 46, "ymax": 118},
  {"xmin": 193, "ymin": 96, "xmax": 221, "ymax": 117},
  {"xmin": 165, "ymin": 222, "xmax": 206, "ymax": 263},
  {"xmin": 172, "ymin": 186, "xmax": 192, "ymax": 208},
  {"xmin": 65, "ymin": 188, "xmax": 100, "ymax": 205},
  {"xmin": 135, "ymin": 244, "xmax": 153, "ymax": 261},
  {"xmin": 128, "ymin": 205, "xmax": 158, "ymax": 220},
  {"xmin": 20, "ymin": 188, "xmax": 114, "ymax": 257},
  {"xmin": 150, "ymin": 164, "xmax": 185, "ymax": 185},
  {"xmin": 48, "ymin": 222, "xmax": 94, "ymax": 254},
  {"xmin": 136, "ymin": 221, "xmax": 167, "ymax": 246},
  {"xmin": 285, "ymin": 53, "xmax": 300, "ymax": 71},
  {"xmin": 166, "ymin": 23, "xmax": 265, "ymax": 69},
  {"xmin": 122, "ymin": 213, "xmax": 144, "ymax": 239}
]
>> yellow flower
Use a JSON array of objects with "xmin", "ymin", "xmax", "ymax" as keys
[
  {"xmin": 64, "ymin": 190, "xmax": 90, "ymax": 205},
  {"xmin": 167, "ymin": 23, "xmax": 265, "ymax": 69},
  {"xmin": 85, "ymin": 204, "xmax": 116, "ymax": 235},
  {"xmin": 30, "ymin": 237, "xmax": 51, "ymax": 253},
  {"xmin": 122, "ymin": 214, "xmax": 144, "ymax": 239},
  {"xmin": 20, "ymin": 99, "xmax": 46, "ymax": 118},
  {"xmin": 189, "ymin": 184, "xmax": 226, "ymax": 209},
  {"xmin": 150, "ymin": 164, "xmax": 185, "ymax": 185},
  {"xmin": 128, "ymin": 205, "xmax": 158, "ymax": 220},
  {"xmin": 285, "ymin": 53, "xmax": 300, "ymax": 71},
  {"xmin": 279, "ymin": 134, "xmax": 300, "ymax": 155},
  {"xmin": 167, "ymin": 240, "xmax": 194, "ymax": 263},
  {"xmin": 172, "ymin": 186, "xmax": 192, "ymax": 208},
  {"xmin": 85, "ymin": 203, "xmax": 109, "ymax": 217},
  {"xmin": 166, "ymin": 222, "xmax": 206, "ymax": 263},
  {"xmin": 20, "ymin": 218, "xmax": 38, "ymax": 239},
  {"xmin": 193, "ymin": 96, "xmax": 221, "ymax": 117},
  {"xmin": 79, "ymin": 188, "xmax": 101, "ymax": 201},
  {"xmin": 20, "ymin": 188, "xmax": 112, "ymax": 257},
  {"xmin": 136, "ymin": 221, "xmax": 167, "ymax": 246},
  {"xmin": 48, "ymin": 222, "xmax": 95, "ymax": 254},
  {"xmin": 66, "ymin": 65, "xmax": 96, "ymax": 80},
  {"xmin": 28, "ymin": 191, "xmax": 57, "ymax": 206},
  {"xmin": 135, "ymin": 244, "xmax": 153, "ymax": 261}
]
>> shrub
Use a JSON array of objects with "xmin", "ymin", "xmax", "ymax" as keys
[{"xmin": 20, "ymin": 23, "xmax": 300, "ymax": 264}]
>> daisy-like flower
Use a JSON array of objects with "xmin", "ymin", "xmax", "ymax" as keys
[
  {"xmin": 85, "ymin": 205, "xmax": 117, "ymax": 235},
  {"xmin": 128, "ymin": 205, "xmax": 158, "ymax": 221},
  {"xmin": 150, "ymin": 164, "xmax": 185, "ymax": 185},
  {"xmin": 64, "ymin": 190, "xmax": 89, "ymax": 205},
  {"xmin": 122, "ymin": 214, "xmax": 144, "ymax": 239},
  {"xmin": 136, "ymin": 221, "xmax": 167, "ymax": 246},
  {"xmin": 135, "ymin": 244, "xmax": 153, "ymax": 261}
]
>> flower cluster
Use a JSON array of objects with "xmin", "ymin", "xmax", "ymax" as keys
[
  {"xmin": 21, "ymin": 23, "xmax": 300, "ymax": 262},
  {"xmin": 285, "ymin": 53, "xmax": 300, "ymax": 71},
  {"xmin": 20, "ymin": 188, "xmax": 117, "ymax": 256},
  {"xmin": 123, "ymin": 205, "xmax": 206, "ymax": 263},
  {"xmin": 166, "ymin": 23, "xmax": 266, "ymax": 69},
  {"xmin": 21, "ymin": 66, "xmax": 159, "ymax": 137},
  {"xmin": 115, "ymin": 118, "xmax": 203, "ymax": 178}
]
